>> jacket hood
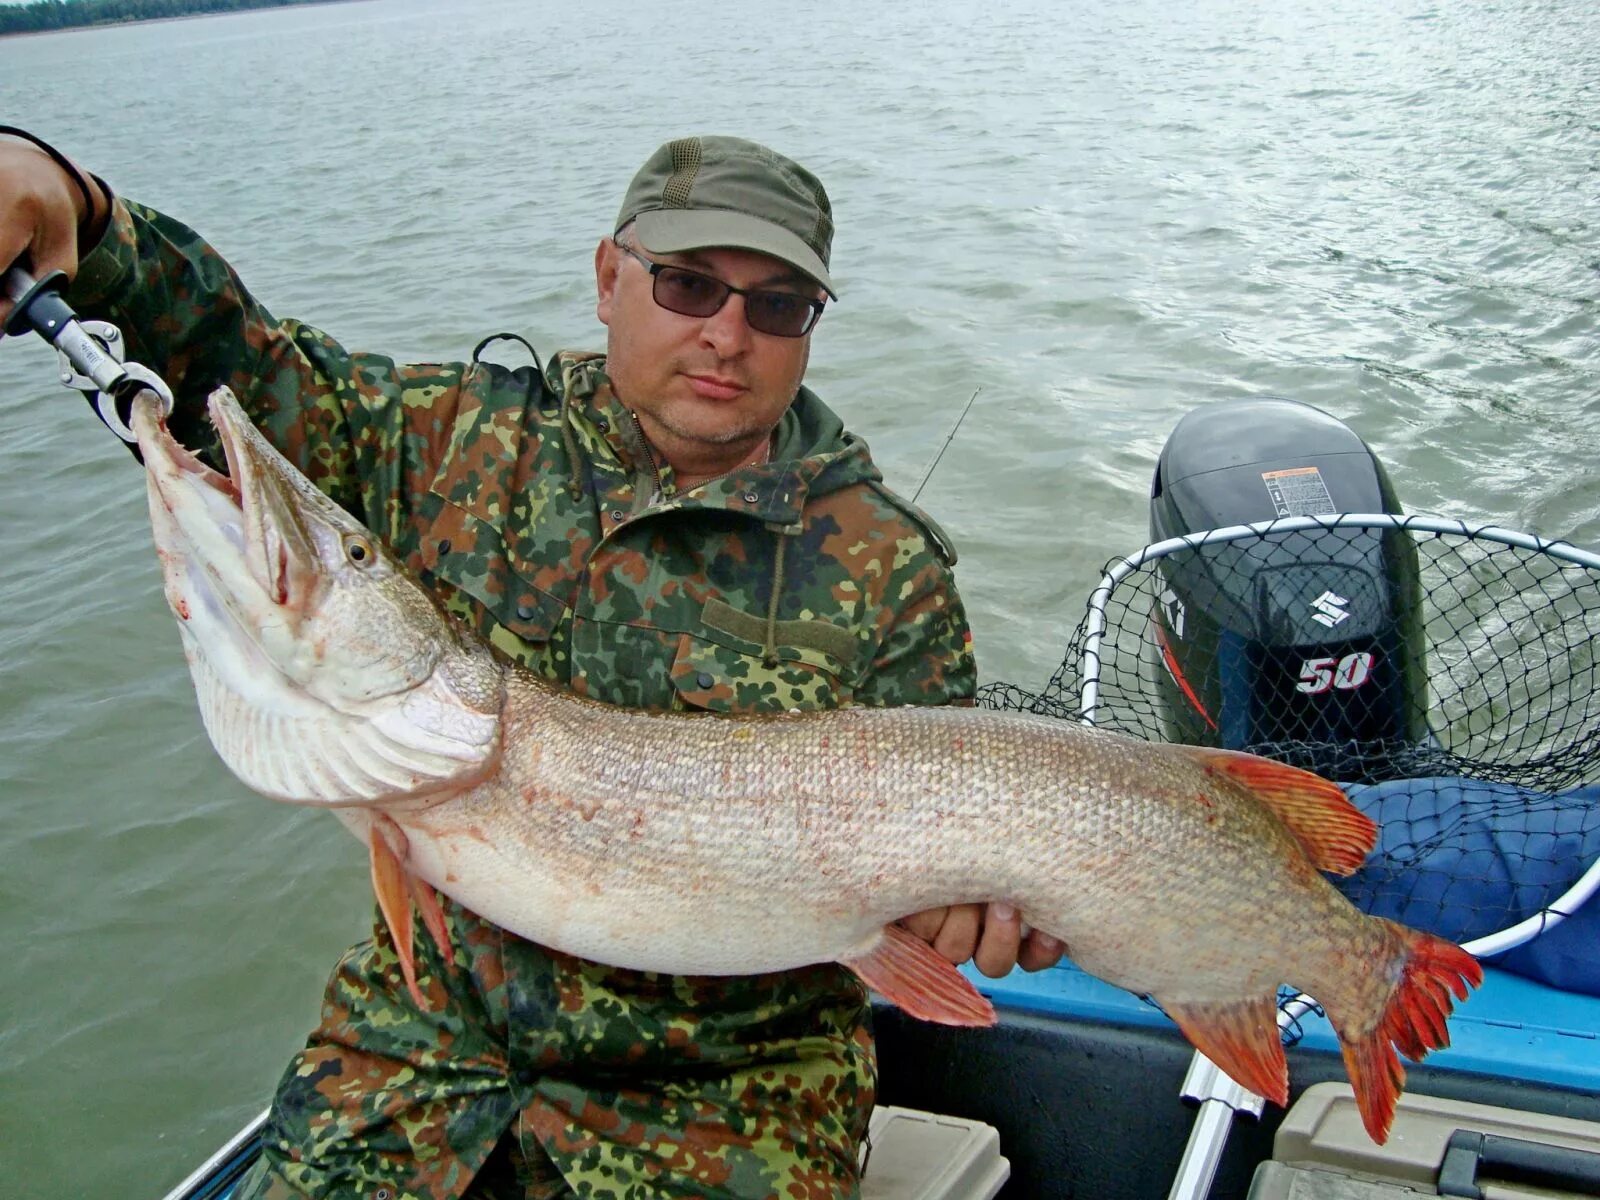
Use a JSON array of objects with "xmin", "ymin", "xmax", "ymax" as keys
[{"xmin": 771, "ymin": 385, "xmax": 884, "ymax": 500}]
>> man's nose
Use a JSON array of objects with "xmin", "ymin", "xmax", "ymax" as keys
[{"xmin": 699, "ymin": 293, "xmax": 752, "ymax": 356}]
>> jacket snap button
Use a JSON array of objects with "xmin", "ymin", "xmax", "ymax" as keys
[
  {"xmin": 610, "ymin": 510, "xmax": 624, "ymax": 522},
  {"xmin": 437, "ymin": 539, "xmax": 452, "ymax": 555},
  {"xmin": 696, "ymin": 672, "xmax": 715, "ymax": 689},
  {"xmin": 597, "ymin": 418, "xmax": 609, "ymax": 432},
  {"xmin": 743, "ymin": 492, "xmax": 759, "ymax": 504},
  {"xmin": 516, "ymin": 604, "xmax": 535, "ymax": 621}
]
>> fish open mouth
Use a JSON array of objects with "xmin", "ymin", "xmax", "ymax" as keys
[
  {"xmin": 131, "ymin": 391, "xmax": 241, "ymax": 522},
  {"xmin": 131, "ymin": 388, "xmax": 319, "ymax": 618},
  {"xmin": 127, "ymin": 385, "xmax": 505, "ymax": 809}
]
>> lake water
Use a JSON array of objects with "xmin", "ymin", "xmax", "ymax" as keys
[{"xmin": 0, "ymin": 0, "xmax": 1595, "ymax": 1194}]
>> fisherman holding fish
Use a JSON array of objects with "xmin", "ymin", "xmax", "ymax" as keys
[{"xmin": 0, "ymin": 131, "xmax": 1065, "ymax": 1199}]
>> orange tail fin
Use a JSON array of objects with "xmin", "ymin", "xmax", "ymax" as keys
[{"xmin": 1336, "ymin": 923, "xmax": 1483, "ymax": 1143}]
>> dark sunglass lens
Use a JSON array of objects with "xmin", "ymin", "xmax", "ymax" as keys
[
  {"xmin": 654, "ymin": 267, "xmax": 726, "ymax": 317},
  {"xmin": 746, "ymin": 292, "xmax": 815, "ymax": 337}
]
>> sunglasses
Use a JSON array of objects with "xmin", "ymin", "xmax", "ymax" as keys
[{"xmin": 613, "ymin": 241, "xmax": 825, "ymax": 338}]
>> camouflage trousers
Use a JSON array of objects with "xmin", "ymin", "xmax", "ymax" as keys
[{"xmin": 235, "ymin": 898, "xmax": 876, "ymax": 1199}]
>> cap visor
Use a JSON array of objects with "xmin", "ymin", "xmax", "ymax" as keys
[{"xmin": 633, "ymin": 210, "xmax": 837, "ymax": 298}]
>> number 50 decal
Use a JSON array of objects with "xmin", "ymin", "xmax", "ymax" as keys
[{"xmin": 1297, "ymin": 651, "xmax": 1375, "ymax": 694}]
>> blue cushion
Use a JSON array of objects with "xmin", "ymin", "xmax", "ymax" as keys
[{"xmin": 1336, "ymin": 779, "xmax": 1600, "ymax": 997}]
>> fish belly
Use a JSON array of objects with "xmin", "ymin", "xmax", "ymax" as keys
[{"xmin": 376, "ymin": 800, "xmax": 917, "ymax": 974}]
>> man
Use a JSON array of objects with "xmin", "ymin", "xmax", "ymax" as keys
[{"xmin": 1, "ymin": 132, "xmax": 1062, "ymax": 1198}]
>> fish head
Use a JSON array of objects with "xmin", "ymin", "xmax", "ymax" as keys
[{"xmin": 131, "ymin": 386, "xmax": 503, "ymax": 807}]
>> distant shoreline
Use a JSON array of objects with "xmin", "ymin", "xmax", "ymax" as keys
[{"xmin": 0, "ymin": 0, "xmax": 359, "ymax": 39}]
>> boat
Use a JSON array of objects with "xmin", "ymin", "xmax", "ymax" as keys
[{"xmin": 155, "ymin": 395, "xmax": 1600, "ymax": 1199}]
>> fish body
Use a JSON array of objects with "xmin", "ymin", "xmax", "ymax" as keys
[
  {"xmin": 131, "ymin": 388, "xmax": 1480, "ymax": 1143},
  {"xmin": 350, "ymin": 680, "xmax": 1367, "ymax": 990}
]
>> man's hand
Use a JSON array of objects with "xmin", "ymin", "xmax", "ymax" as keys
[
  {"xmin": 899, "ymin": 903, "xmax": 1065, "ymax": 978},
  {"xmin": 0, "ymin": 135, "xmax": 105, "ymax": 327}
]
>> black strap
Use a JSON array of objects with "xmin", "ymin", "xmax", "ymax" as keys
[
  {"xmin": 469, "ymin": 331, "xmax": 544, "ymax": 376},
  {"xmin": 0, "ymin": 125, "xmax": 105, "ymax": 246},
  {"xmin": 470, "ymin": 332, "xmax": 548, "ymax": 409}
]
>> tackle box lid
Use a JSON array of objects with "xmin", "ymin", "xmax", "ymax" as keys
[
  {"xmin": 1248, "ymin": 1082, "xmax": 1600, "ymax": 1198},
  {"xmin": 862, "ymin": 1105, "xmax": 1010, "ymax": 1200}
]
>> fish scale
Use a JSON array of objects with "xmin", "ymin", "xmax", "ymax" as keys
[{"xmin": 129, "ymin": 386, "xmax": 1482, "ymax": 1145}]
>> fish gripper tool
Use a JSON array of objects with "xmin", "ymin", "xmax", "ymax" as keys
[{"xmin": 3, "ymin": 265, "xmax": 174, "ymax": 445}]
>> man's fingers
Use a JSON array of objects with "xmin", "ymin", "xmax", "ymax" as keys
[
  {"xmin": 897, "ymin": 907, "xmax": 948, "ymax": 943},
  {"xmin": 1018, "ymin": 929, "xmax": 1066, "ymax": 973},
  {"xmin": 931, "ymin": 902, "xmax": 984, "ymax": 964},
  {"xmin": 972, "ymin": 902, "xmax": 1023, "ymax": 978},
  {"xmin": 1, "ymin": 229, "xmax": 70, "ymax": 333},
  {"xmin": 898, "ymin": 906, "xmax": 1068, "ymax": 975},
  {"xmin": 0, "ymin": 214, "xmax": 42, "ymax": 328}
]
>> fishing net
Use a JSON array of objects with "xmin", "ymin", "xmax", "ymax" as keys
[{"xmin": 980, "ymin": 515, "xmax": 1600, "ymax": 995}]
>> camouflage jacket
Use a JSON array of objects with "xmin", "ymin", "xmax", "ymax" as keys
[{"xmin": 70, "ymin": 199, "xmax": 978, "ymax": 715}]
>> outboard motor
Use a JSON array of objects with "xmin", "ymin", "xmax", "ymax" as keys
[{"xmin": 1148, "ymin": 398, "xmax": 1428, "ymax": 782}]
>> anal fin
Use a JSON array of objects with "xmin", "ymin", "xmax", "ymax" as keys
[
  {"xmin": 842, "ymin": 924, "xmax": 996, "ymax": 1027},
  {"xmin": 1162, "ymin": 993, "xmax": 1288, "ymax": 1107}
]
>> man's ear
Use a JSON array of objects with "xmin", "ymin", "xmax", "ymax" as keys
[{"xmin": 595, "ymin": 238, "xmax": 621, "ymax": 326}]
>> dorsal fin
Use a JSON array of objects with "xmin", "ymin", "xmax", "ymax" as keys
[{"xmin": 1178, "ymin": 747, "xmax": 1376, "ymax": 876}]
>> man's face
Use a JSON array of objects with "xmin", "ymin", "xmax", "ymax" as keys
[{"xmin": 594, "ymin": 235, "xmax": 822, "ymax": 467}]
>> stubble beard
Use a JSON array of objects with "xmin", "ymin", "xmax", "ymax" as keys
[
  {"xmin": 605, "ymin": 328, "xmax": 801, "ymax": 456},
  {"xmin": 615, "ymin": 360, "xmax": 793, "ymax": 450}
]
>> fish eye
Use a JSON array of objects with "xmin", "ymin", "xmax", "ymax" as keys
[{"xmin": 344, "ymin": 534, "xmax": 377, "ymax": 568}]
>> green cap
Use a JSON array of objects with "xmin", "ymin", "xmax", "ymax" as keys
[{"xmin": 615, "ymin": 136, "xmax": 837, "ymax": 298}]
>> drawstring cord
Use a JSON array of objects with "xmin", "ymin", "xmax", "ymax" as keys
[
  {"xmin": 763, "ymin": 529, "xmax": 789, "ymax": 667},
  {"xmin": 559, "ymin": 357, "xmax": 585, "ymax": 500}
]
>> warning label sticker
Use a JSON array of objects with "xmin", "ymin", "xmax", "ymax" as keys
[{"xmin": 1262, "ymin": 467, "xmax": 1335, "ymax": 517}]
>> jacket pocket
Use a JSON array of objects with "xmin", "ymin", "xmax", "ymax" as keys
[
  {"xmin": 668, "ymin": 630, "xmax": 854, "ymax": 714},
  {"xmin": 413, "ymin": 495, "xmax": 567, "ymax": 644}
]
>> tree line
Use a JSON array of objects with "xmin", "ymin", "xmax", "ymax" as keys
[{"xmin": 0, "ymin": 0, "xmax": 342, "ymax": 36}]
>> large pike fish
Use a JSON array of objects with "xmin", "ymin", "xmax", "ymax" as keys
[{"xmin": 131, "ymin": 388, "xmax": 1480, "ymax": 1144}]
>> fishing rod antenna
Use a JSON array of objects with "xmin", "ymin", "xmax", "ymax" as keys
[{"xmin": 911, "ymin": 387, "xmax": 981, "ymax": 505}]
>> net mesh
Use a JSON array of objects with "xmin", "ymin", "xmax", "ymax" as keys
[{"xmin": 980, "ymin": 518, "xmax": 1600, "ymax": 991}]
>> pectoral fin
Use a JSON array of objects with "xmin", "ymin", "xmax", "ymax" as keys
[
  {"xmin": 842, "ymin": 923, "xmax": 997, "ymax": 1027},
  {"xmin": 367, "ymin": 815, "xmax": 427, "ymax": 1009}
]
